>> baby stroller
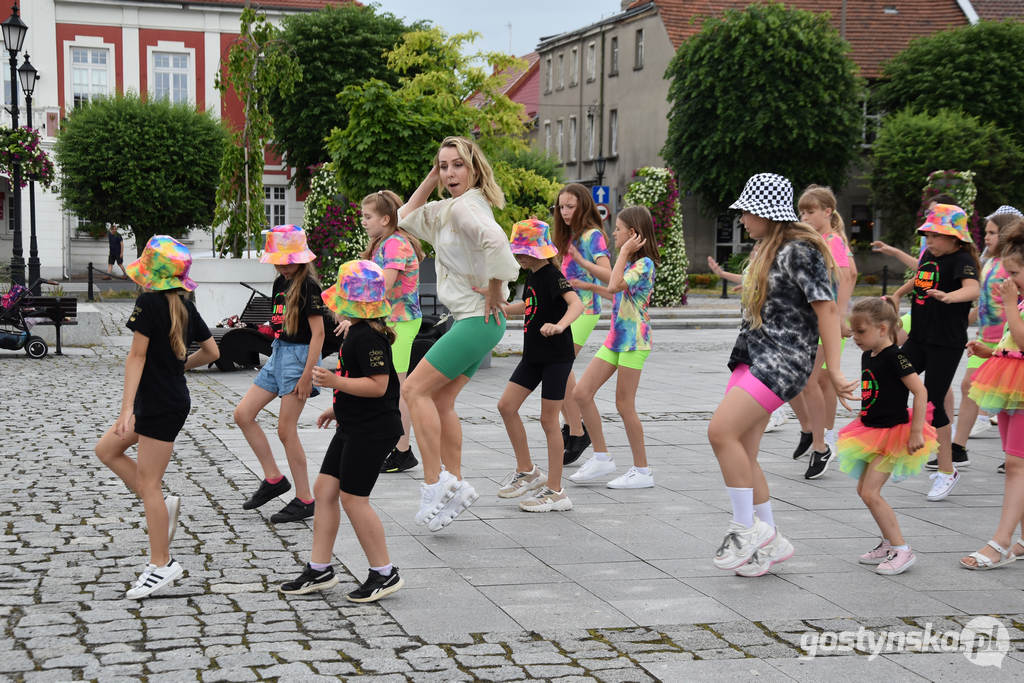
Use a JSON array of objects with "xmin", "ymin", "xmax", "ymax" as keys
[{"xmin": 0, "ymin": 282, "xmax": 49, "ymax": 358}]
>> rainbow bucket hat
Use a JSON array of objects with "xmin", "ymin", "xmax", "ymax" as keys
[
  {"xmin": 917, "ymin": 204, "xmax": 972, "ymax": 244},
  {"xmin": 125, "ymin": 235, "xmax": 197, "ymax": 291},
  {"xmin": 260, "ymin": 224, "xmax": 316, "ymax": 265},
  {"xmin": 321, "ymin": 260, "xmax": 392, "ymax": 319},
  {"xmin": 509, "ymin": 218, "xmax": 558, "ymax": 260}
]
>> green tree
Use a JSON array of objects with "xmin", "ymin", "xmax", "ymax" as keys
[
  {"xmin": 266, "ymin": 4, "xmax": 417, "ymax": 187},
  {"xmin": 214, "ymin": 8, "xmax": 301, "ymax": 257},
  {"xmin": 870, "ymin": 108, "xmax": 1024, "ymax": 245},
  {"xmin": 872, "ymin": 21, "xmax": 1024, "ymax": 142},
  {"xmin": 55, "ymin": 93, "xmax": 226, "ymax": 254},
  {"xmin": 663, "ymin": 2, "xmax": 862, "ymax": 212}
]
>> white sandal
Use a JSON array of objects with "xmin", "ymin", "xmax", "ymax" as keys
[{"xmin": 960, "ymin": 540, "xmax": 1017, "ymax": 570}]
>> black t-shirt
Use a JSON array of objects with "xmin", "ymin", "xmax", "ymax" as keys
[
  {"xmin": 270, "ymin": 275, "xmax": 325, "ymax": 344},
  {"xmin": 332, "ymin": 322, "xmax": 402, "ymax": 436},
  {"xmin": 522, "ymin": 263, "xmax": 575, "ymax": 363},
  {"xmin": 108, "ymin": 231, "xmax": 123, "ymax": 256},
  {"xmin": 909, "ymin": 249, "xmax": 977, "ymax": 348},
  {"xmin": 859, "ymin": 345, "xmax": 917, "ymax": 428},
  {"xmin": 126, "ymin": 291, "xmax": 212, "ymax": 417}
]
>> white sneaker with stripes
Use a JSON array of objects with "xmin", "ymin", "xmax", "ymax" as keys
[{"xmin": 126, "ymin": 560, "xmax": 183, "ymax": 599}]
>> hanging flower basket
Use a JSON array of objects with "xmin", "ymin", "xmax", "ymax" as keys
[{"xmin": 0, "ymin": 126, "xmax": 56, "ymax": 190}]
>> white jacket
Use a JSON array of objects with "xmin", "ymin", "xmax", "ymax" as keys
[{"xmin": 400, "ymin": 189, "xmax": 520, "ymax": 320}]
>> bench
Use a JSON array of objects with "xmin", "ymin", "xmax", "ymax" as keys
[{"xmin": 23, "ymin": 296, "xmax": 78, "ymax": 355}]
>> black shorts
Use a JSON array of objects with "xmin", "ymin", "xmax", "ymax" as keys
[
  {"xmin": 319, "ymin": 430, "xmax": 399, "ymax": 496},
  {"xmin": 134, "ymin": 409, "xmax": 189, "ymax": 443},
  {"xmin": 108, "ymin": 254, "xmax": 123, "ymax": 266},
  {"xmin": 900, "ymin": 337, "xmax": 963, "ymax": 429},
  {"xmin": 509, "ymin": 359, "xmax": 574, "ymax": 401}
]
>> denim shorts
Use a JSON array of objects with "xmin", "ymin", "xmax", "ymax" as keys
[{"xmin": 254, "ymin": 339, "xmax": 320, "ymax": 397}]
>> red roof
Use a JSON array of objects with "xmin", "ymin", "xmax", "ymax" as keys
[
  {"xmin": 972, "ymin": 0, "xmax": 1024, "ymax": 20},
  {"xmin": 467, "ymin": 52, "xmax": 541, "ymax": 119},
  {"xmin": 631, "ymin": 0, "xmax": 980, "ymax": 78},
  {"xmin": 139, "ymin": 0, "xmax": 352, "ymax": 9}
]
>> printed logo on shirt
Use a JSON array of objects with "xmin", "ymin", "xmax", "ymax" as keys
[
  {"xmin": 914, "ymin": 261, "xmax": 939, "ymax": 305},
  {"xmin": 271, "ymin": 293, "xmax": 286, "ymax": 339},
  {"xmin": 860, "ymin": 368, "xmax": 879, "ymax": 417},
  {"xmin": 368, "ymin": 349, "xmax": 386, "ymax": 369},
  {"xmin": 524, "ymin": 285, "xmax": 538, "ymax": 330},
  {"xmin": 897, "ymin": 353, "xmax": 914, "ymax": 373},
  {"xmin": 129, "ymin": 305, "xmax": 141, "ymax": 323}
]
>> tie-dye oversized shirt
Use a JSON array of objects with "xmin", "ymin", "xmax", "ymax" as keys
[
  {"xmin": 372, "ymin": 233, "xmax": 421, "ymax": 323},
  {"xmin": 603, "ymin": 257, "xmax": 655, "ymax": 352},
  {"xmin": 561, "ymin": 228, "xmax": 611, "ymax": 315},
  {"xmin": 977, "ymin": 257, "xmax": 1008, "ymax": 344}
]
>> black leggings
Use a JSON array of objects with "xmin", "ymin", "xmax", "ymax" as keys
[{"xmin": 900, "ymin": 338, "xmax": 963, "ymax": 429}]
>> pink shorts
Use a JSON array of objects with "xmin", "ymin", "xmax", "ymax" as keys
[
  {"xmin": 998, "ymin": 411, "xmax": 1024, "ymax": 458},
  {"xmin": 726, "ymin": 364, "xmax": 785, "ymax": 413}
]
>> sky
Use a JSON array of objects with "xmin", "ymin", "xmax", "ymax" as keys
[{"xmin": 374, "ymin": 1, "xmax": 626, "ymax": 57}]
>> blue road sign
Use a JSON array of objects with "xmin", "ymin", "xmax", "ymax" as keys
[{"xmin": 592, "ymin": 185, "xmax": 610, "ymax": 205}]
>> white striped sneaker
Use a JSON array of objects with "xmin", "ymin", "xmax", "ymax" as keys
[
  {"xmin": 713, "ymin": 518, "xmax": 776, "ymax": 570},
  {"xmin": 126, "ymin": 560, "xmax": 183, "ymax": 599}
]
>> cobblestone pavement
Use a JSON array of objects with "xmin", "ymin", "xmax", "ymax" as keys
[{"xmin": 2, "ymin": 302, "xmax": 1023, "ymax": 681}]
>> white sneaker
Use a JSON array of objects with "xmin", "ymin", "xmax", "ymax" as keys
[
  {"xmin": 824, "ymin": 429, "xmax": 838, "ymax": 455},
  {"xmin": 569, "ymin": 455, "xmax": 616, "ymax": 483},
  {"xmin": 497, "ymin": 466, "xmax": 546, "ymax": 498},
  {"xmin": 165, "ymin": 496, "xmax": 180, "ymax": 544},
  {"xmin": 415, "ymin": 470, "xmax": 458, "ymax": 525},
  {"xmin": 606, "ymin": 467, "xmax": 654, "ymax": 489},
  {"xmin": 969, "ymin": 415, "xmax": 991, "ymax": 438},
  {"xmin": 926, "ymin": 469, "xmax": 960, "ymax": 501},
  {"xmin": 126, "ymin": 560, "xmax": 183, "ymax": 599},
  {"xmin": 990, "ymin": 415, "xmax": 999, "ymax": 426},
  {"xmin": 428, "ymin": 479, "xmax": 480, "ymax": 532},
  {"xmin": 713, "ymin": 518, "xmax": 776, "ymax": 570},
  {"xmin": 735, "ymin": 528, "xmax": 794, "ymax": 577},
  {"xmin": 519, "ymin": 487, "xmax": 573, "ymax": 512},
  {"xmin": 764, "ymin": 408, "xmax": 788, "ymax": 433}
]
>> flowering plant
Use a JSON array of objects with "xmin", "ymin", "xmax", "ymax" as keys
[
  {"xmin": 303, "ymin": 162, "xmax": 367, "ymax": 281},
  {"xmin": 0, "ymin": 126, "xmax": 55, "ymax": 190},
  {"xmin": 623, "ymin": 167, "xmax": 689, "ymax": 306}
]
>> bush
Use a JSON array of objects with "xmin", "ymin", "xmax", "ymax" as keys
[
  {"xmin": 623, "ymin": 167, "xmax": 688, "ymax": 306},
  {"xmin": 302, "ymin": 163, "xmax": 367, "ymax": 282},
  {"xmin": 688, "ymin": 273, "xmax": 719, "ymax": 288}
]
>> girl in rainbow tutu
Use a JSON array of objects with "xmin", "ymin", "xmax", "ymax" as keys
[{"xmin": 838, "ymin": 297, "xmax": 938, "ymax": 576}]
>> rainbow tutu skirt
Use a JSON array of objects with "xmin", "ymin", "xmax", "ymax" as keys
[
  {"xmin": 837, "ymin": 413, "xmax": 938, "ymax": 480},
  {"xmin": 968, "ymin": 355, "xmax": 1024, "ymax": 415}
]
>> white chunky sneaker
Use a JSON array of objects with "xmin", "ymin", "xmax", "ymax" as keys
[
  {"xmin": 969, "ymin": 415, "xmax": 991, "ymax": 438},
  {"xmin": 568, "ymin": 455, "xmax": 616, "ymax": 483},
  {"xmin": 497, "ymin": 466, "xmax": 546, "ymax": 498},
  {"xmin": 428, "ymin": 479, "xmax": 480, "ymax": 532},
  {"xmin": 126, "ymin": 560, "xmax": 183, "ymax": 599},
  {"xmin": 735, "ymin": 528, "xmax": 794, "ymax": 577},
  {"xmin": 713, "ymin": 518, "xmax": 776, "ymax": 570},
  {"xmin": 926, "ymin": 469, "xmax": 960, "ymax": 502},
  {"xmin": 415, "ymin": 470, "xmax": 458, "ymax": 525},
  {"xmin": 764, "ymin": 408, "xmax": 788, "ymax": 433},
  {"xmin": 606, "ymin": 467, "xmax": 654, "ymax": 489},
  {"xmin": 519, "ymin": 487, "xmax": 573, "ymax": 512}
]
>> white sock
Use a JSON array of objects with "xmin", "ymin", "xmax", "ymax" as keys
[
  {"xmin": 891, "ymin": 544, "xmax": 909, "ymax": 552},
  {"xmin": 594, "ymin": 452, "xmax": 612, "ymax": 461},
  {"xmin": 727, "ymin": 487, "xmax": 755, "ymax": 527},
  {"xmin": 371, "ymin": 563, "xmax": 393, "ymax": 576},
  {"xmin": 881, "ymin": 538, "xmax": 891, "ymax": 546},
  {"xmin": 753, "ymin": 501, "xmax": 775, "ymax": 529},
  {"xmin": 635, "ymin": 466, "xmax": 651, "ymax": 475}
]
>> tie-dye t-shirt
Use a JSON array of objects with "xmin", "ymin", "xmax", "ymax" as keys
[
  {"xmin": 603, "ymin": 257, "xmax": 655, "ymax": 352},
  {"xmin": 372, "ymin": 233, "xmax": 421, "ymax": 323},
  {"xmin": 561, "ymin": 228, "xmax": 611, "ymax": 315},
  {"xmin": 977, "ymin": 257, "xmax": 1008, "ymax": 343}
]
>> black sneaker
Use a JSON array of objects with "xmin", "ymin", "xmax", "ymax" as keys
[
  {"xmin": 270, "ymin": 497, "xmax": 315, "ymax": 523},
  {"xmin": 561, "ymin": 424, "xmax": 570, "ymax": 450},
  {"xmin": 380, "ymin": 447, "xmax": 419, "ymax": 473},
  {"xmin": 346, "ymin": 567, "xmax": 404, "ymax": 603},
  {"xmin": 279, "ymin": 563, "xmax": 339, "ymax": 595},
  {"xmin": 792, "ymin": 431, "xmax": 813, "ymax": 459},
  {"xmin": 563, "ymin": 426, "xmax": 592, "ymax": 465},
  {"xmin": 927, "ymin": 444, "xmax": 971, "ymax": 470},
  {"xmin": 804, "ymin": 447, "xmax": 832, "ymax": 480},
  {"xmin": 242, "ymin": 477, "xmax": 291, "ymax": 510},
  {"xmin": 997, "ymin": 462, "xmax": 1006, "ymax": 474}
]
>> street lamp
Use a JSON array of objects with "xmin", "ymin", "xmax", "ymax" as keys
[
  {"xmin": 594, "ymin": 155, "xmax": 607, "ymax": 187},
  {"xmin": 18, "ymin": 52, "xmax": 38, "ymax": 292},
  {"xmin": 2, "ymin": 3, "xmax": 26, "ymax": 286}
]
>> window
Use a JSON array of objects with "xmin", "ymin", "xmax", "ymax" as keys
[
  {"xmin": 557, "ymin": 52, "xmax": 565, "ymax": 89},
  {"xmin": 2, "ymin": 73, "xmax": 12, "ymax": 107},
  {"xmin": 264, "ymin": 186, "xmax": 286, "ymax": 227},
  {"xmin": 609, "ymin": 109, "xmax": 618, "ymax": 157},
  {"xmin": 585, "ymin": 112, "xmax": 595, "ymax": 160},
  {"xmin": 544, "ymin": 56, "xmax": 552, "ymax": 92},
  {"xmin": 587, "ymin": 42, "xmax": 596, "ymax": 81},
  {"xmin": 569, "ymin": 47, "xmax": 579, "ymax": 86},
  {"xmin": 634, "ymin": 29, "xmax": 645, "ymax": 70},
  {"xmin": 610, "ymin": 36, "xmax": 619, "ymax": 75},
  {"xmin": 544, "ymin": 121, "xmax": 552, "ymax": 153},
  {"xmin": 70, "ymin": 46, "xmax": 110, "ymax": 108},
  {"xmin": 153, "ymin": 52, "xmax": 190, "ymax": 103},
  {"xmin": 556, "ymin": 119, "xmax": 564, "ymax": 161},
  {"xmin": 568, "ymin": 116, "xmax": 577, "ymax": 162}
]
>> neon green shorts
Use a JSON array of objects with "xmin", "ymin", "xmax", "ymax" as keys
[
  {"xmin": 388, "ymin": 318, "xmax": 422, "ymax": 374},
  {"xmin": 967, "ymin": 339, "xmax": 998, "ymax": 370},
  {"xmin": 594, "ymin": 345, "xmax": 650, "ymax": 370},
  {"xmin": 571, "ymin": 313, "xmax": 600, "ymax": 346},
  {"xmin": 900, "ymin": 312, "xmax": 911, "ymax": 335},
  {"xmin": 817, "ymin": 337, "xmax": 846, "ymax": 370},
  {"xmin": 423, "ymin": 315, "xmax": 506, "ymax": 380}
]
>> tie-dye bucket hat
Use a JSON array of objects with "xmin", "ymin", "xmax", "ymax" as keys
[
  {"xmin": 917, "ymin": 204, "xmax": 972, "ymax": 244},
  {"xmin": 509, "ymin": 218, "xmax": 558, "ymax": 260},
  {"xmin": 125, "ymin": 235, "xmax": 197, "ymax": 291},
  {"xmin": 321, "ymin": 260, "xmax": 392, "ymax": 320},
  {"xmin": 260, "ymin": 224, "xmax": 316, "ymax": 265}
]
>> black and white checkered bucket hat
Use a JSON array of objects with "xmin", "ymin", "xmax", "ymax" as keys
[
  {"xmin": 986, "ymin": 205, "xmax": 1023, "ymax": 221},
  {"xmin": 729, "ymin": 173, "xmax": 800, "ymax": 223}
]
